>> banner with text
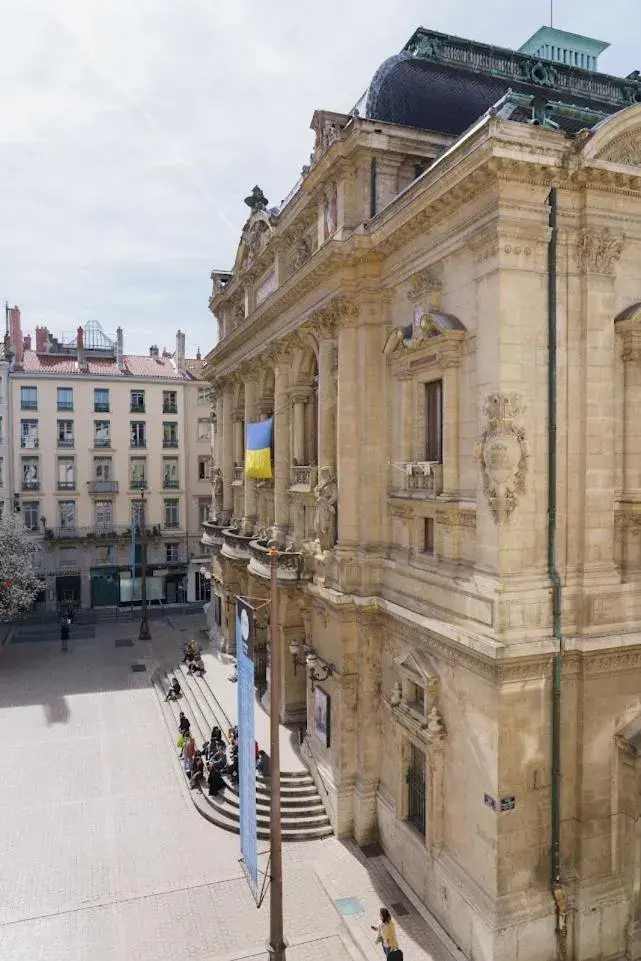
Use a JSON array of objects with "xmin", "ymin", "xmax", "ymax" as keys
[{"xmin": 236, "ymin": 597, "xmax": 258, "ymax": 897}]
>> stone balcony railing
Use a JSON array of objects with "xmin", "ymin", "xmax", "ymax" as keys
[
  {"xmin": 200, "ymin": 519, "xmax": 225, "ymax": 551},
  {"xmin": 221, "ymin": 527, "xmax": 254, "ymax": 563},
  {"xmin": 247, "ymin": 539, "xmax": 312, "ymax": 584},
  {"xmin": 232, "ymin": 466, "xmax": 244, "ymax": 486},
  {"xmin": 289, "ymin": 465, "xmax": 318, "ymax": 491},
  {"xmin": 393, "ymin": 461, "xmax": 444, "ymax": 497}
]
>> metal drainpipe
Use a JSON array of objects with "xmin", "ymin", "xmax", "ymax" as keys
[{"xmin": 547, "ymin": 187, "xmax": 567, "ymax": 959}]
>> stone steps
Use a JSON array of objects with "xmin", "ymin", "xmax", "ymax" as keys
[{"xmin": 153, "ymin": 666, "xmax": 332, "ymax": 842}]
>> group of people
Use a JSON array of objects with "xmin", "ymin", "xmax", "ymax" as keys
[
  {"xmin": 175, "ymin": 715, "xmax": 269, "ymax": 796},
  {"xmin": 183, "ymin": 640, "xmax": 205, "ymax": 676}
]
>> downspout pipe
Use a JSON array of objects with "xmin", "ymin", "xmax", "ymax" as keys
[{"xmin": 547, "ymin": 187, "xmax": 567, "ymax": 958}]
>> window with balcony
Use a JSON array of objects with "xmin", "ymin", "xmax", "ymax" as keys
[
  {"xmin": 57, "ymin": 387, "xmax": 73, "ymax": 411},
  {"xmin": 162, "ymin": 390, "xmax": 177, "ymax": 414},
  {"xmin": 130, "ymin": 421, "xmax": 146, "ymax": 448},
  {"xmin": 425, "ymin": 380, "xmax": 443, "ymax": 463},
  {"xmin": 162, "ymin": 422, "xmax": 178, "ymax": 448},
  {"xmin": 94, "ymin": 420, "xmax": 111, "ymax": 448},
  {"xmin": 91, "ymin": 457, "xmax": 117, "ymax": 493},
  {"xmin": 198, "ymin": 500, "xmax": 210, "ymax": 525},
  {"xmin": 197, "ymin": 387, "xmax": 209, "ymax": 406},
  {"xmin": 94, "ymin": 388, "xmax": 110, "ymax": 412},
  {"xmin": 162, "ymin": 457, "xmax": 179, "ymax": 489},
  {"xmin": 130, "ymin": 457, "xmax": 147, "ymax": 490},
  {"xmin": 21, "ymin": 420, "xmax": 39, "ymax": 449},
  {"xmin": 198, "ymin": 456, "xmax": 211, "ymax": 481},
  {"xmin": 197, "ymin": 419, "xmax": 211, "ymax": 442},
  {"xmin": 57, "ymin": 457, "xmax": 75, "ymax": 491},
  {"xmin": 21, "ymin": 457, "xmax": 39, "ymax": 491},
  {"xmin": 95, "ymin": 499, "xmax": 114, "ymax": 530},
  {"xmin": 23, "ymin": 500, "xmax": 40, "ymax": 532},
  {"xmin": 165, "ymin": 542, "xmax": 179, "ymax": 563},
  {"xmin": 163, "ymin": 498, "xmax": 179, "ymax": 528},
  {"xmin": 20, "ymin": 386, "xmax": 37, "ymax": 410},
  {"xmin": 57, "ymin": 420, "xmax": 74, "ymax": 448},
  {"xmin": 130, "ymin": 390, "xmax": 145, "ymax": 413},
  {"xmin": 59, "ymin": 500, "xmax": 76, "ymax": 531}
]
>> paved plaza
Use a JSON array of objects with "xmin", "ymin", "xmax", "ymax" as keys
[{"xmin": 0, "ymin": 614, "xmax": 460, "ymax": 961}]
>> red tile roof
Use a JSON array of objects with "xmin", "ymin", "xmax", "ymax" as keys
[{"xmin": 18, "ymin": 350, "xmax": 206, "ymax": 380}]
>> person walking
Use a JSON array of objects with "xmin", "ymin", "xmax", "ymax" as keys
[{"xmin": 372, "ymin": 907, "xmax": 400, "ymax": 959}]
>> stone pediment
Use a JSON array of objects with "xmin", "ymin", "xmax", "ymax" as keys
[
  {"xmin": 582, "ymin": 102, "xmax": 641, "ymax": 171},
  {"xmin": 383, "ymin": 309, "xmax": 466, "ymax": 357},
  {"xmin": 598, "ymin": 133, "xmax": 641, "ymax": 168},
  {"xmin": 394, "ymin": 650, "xmax": 436, "ymax": 685}
]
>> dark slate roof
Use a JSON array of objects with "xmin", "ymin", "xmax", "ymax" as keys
[{"xmin": 365, "ymin": 52, "xmax": 622, "ymax": 137}]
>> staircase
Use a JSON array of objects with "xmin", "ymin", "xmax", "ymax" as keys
[{"xmin": 154, "ymin": 662, "xmax": 333, "ymax": 842}]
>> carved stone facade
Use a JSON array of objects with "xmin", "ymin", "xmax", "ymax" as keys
[{"xmin": 203, "ymin": 64, "xmax": 641, "ymax": 961}]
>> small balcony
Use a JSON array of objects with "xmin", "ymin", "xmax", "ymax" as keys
[
  {"xmin": 163, "ymin": 521, "xmax": 180, "ymax": 530},
  {"xmin": 21, "ymin": 401, "xmax": 37, "ymax": 411},
  {"xmin": 57, "ymin": 402, "xmax": 74, "ymax": 412},
  {"xmin": 21, "ymin": 438, "xmax": 39, "ymax": 449},
  {"xmin": 130, "ymin": 478, "xmax": 147, "ymax": 491},
  {"xmin": 94, "ymin": 403, "xmax": 110, "ymax": 413},
  {"xmin": 221, "ymin": 527, "xmax": 253, "ymax": 563},
  {"xmin": 162, "ymin": 439, "xmax": 179, "ymax": 449},
  {"xmin": 43, "ymin": 523, "xmax": 163, "ymax": 542},
  {"xmin": 163, "ymin": 478, "xmax": 180, "ymax": 490},
  {"xmin": 94, "ymin": 437, "xmax": 111, "ymax": 449},
  {"xmin": 232, "ymin": 466, "xmax": 244, "ymax": 486},
  {"xmin": 88, "ymin": 480, "xmax": 119, "ymax": 494},
  {"xmin": 201, "ymin": 519, "xmax": 225, "ymax": 551},
  {"xmin": 57, "ymin": 437, "xmax": 74, "ymax": 449},
  {"xmin": 130, "ymin": 404, "xmax": 145, "ymax": 414},
  {"xmin": 57, "ymin": 480, "xmax": 76, "ymax": 491},
  {"xmin": 393, "ymin": 461, "xmax": 444, "ymax": 498},
  {"xmin": 163, "ymin": 404, "xmax": 178, "ymax": 414},
  {"xmin": 22, "ymin": 479, "xmax": 40, "ymax": 492},
  {"xmin": 248, "ymin": 539, "xmax": 312, "ymax": 584},
  {"xmin": 290, "ymin": 465, "xmax": 317, "ymax": 491},
  {"xmin": 131, "ymin": 441, "xmax": 146, "ymax": 450}
]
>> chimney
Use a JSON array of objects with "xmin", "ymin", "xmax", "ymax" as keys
[
  {"xmin": 196, "ymin": 347, "xmax": 201, "ymax": 360},
  {"xmin": 77, "ymin": 326, "xmax": 86, "ymax": 369},
  {"xmin": 116, "ymin": 326, "xmax": 124, "ymax": 370},
  {"xmin": 23, "ymin": 334, "xmax": 31, "ymax": 352},
  {"xmin": 175, "ymin": 329, "xmax": 185, "ymax": 372},
  {"xmin": 149, "ymin": 345, "xmax": 159, "ymax": 358},
  {"xmin": 35, "ymin": 326, "xmax": 49, "ymax": 354},
  {"xmin": 9, "ymin": 307, "xmax": 23, "ymax": 364}
]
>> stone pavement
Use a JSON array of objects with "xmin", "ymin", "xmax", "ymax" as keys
[{"xmin": 0, "ymin": 613, "xmax": 460, "ymax": 961}]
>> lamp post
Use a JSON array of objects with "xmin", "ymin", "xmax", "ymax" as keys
[
  {"xmin": 267, "ymin": 546, "xmax": 286, "ymax": 961},
  {"xmin": 138, "ymin": 486, "xmax": 151, "ymax": 641}
]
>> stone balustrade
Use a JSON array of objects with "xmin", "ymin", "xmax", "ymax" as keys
[
  {"xmin": 290, "ymin": 465, "xmax": 318, "ymax": 490},
  {"xmin": 220, "ymin": 527, "xmax": 254, "ymax": 563},
  {"xmin": 247, "ymin": 539, "xmax": 312, "ymax": 584},
  {"xmin": 394, "ymin": 461, "xmax": 444, "ymax": 497},
  {"xmin": 200, "ymin": 519, "xmax": 225, "ymax": 551}
]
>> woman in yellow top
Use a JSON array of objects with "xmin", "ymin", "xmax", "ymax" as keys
[{"xmin": 373, "ymin": 907, "xmax": 399, "ymax": 958}]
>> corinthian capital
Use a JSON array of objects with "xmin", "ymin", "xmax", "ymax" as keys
[
  {"xmin": 573, "ymin": 228, "xmax": 624, "ymax": 276},
  {"xmin": 310, "ymin": 296, "xmax": 357, "ymax": 339}
]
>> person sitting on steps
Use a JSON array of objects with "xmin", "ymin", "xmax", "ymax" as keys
[
  {"xmin": 165, "ymin": 677, "xmax": 181, "ymax": 701},
  {"xmin": 188, "ymin": 654, "xmax": 205, "ymax": 676},
  {"xmin": 178, "ymin": 712, "xmax": 190, "ymax": 735}
]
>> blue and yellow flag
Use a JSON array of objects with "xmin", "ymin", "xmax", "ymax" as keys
[{"xmin": 245, "ymin": 418, "xmax": 273, "ymax": 479}]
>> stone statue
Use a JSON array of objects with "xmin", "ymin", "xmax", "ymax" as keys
[
  {"xmin": 313, "ymin": 466, "xmax": 337, "ymax": 550},
  {"xmin": 211, "ymin": 468, "xmax": 223, "ymax": 519}
]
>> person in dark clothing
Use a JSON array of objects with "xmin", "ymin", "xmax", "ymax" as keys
[
  {"xmin": 165, "ymin": 677, "xmax": 181, "ymax": 701},
  {"xmin": 256, "ymin": 750, "xmax": 269, "ymax": 776},
  {"xmin": 227, "ymin": 744, "xmax": 239, "ymax": 782},
  {"xmin": 210, "ymin": 725, "xmax": 222, "ymax": 745},
  {"xmin": 60, "ymin": 617, "xmax": 70, "ymax": 652},
  {"xmin": 189, "ymin": 752, "xmax": 205, "ymax": 789},
  {"xmin": 207, "ymin": 746, "xmax": 227, "ymax": 796},
  {"xmin": 178, "ymin": 712, "xmax": 190, "ymax": 736}
]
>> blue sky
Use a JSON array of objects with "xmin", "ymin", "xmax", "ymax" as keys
[{"xmin": 0, "ymin": 0, "xmax": 636, "ymax": 356}]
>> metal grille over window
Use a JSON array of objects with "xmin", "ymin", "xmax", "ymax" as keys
[{"xmin": 407, "ymin": 743, "xmax": 426, "ymax": 836}]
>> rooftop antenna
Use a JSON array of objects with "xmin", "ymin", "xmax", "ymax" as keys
[{"xmin": 550, "ymin": 0, "xmax": 553, "ymax": 27}]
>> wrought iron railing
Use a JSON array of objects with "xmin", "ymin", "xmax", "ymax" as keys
[{"xmin": 88, "ymin": 480, "xmax": 119, "ymax": 493}]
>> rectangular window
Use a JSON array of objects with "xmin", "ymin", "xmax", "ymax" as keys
[
  {"xmin": 95, "ymin": 499, "xmax": 113, "ymax": 529},
  {"xmin": 131, "ymin": 500, "xmax": 146, "ymax": 532},
  {"xmin": 130, "ymin": 457, "xmax": 147, "ymax": 490},
  {"xmin": 198, "ymin": 500, "xmax": 210, "ymax": 525},
  {"xmin": 407, "ymin": 743, "xmax": 426, "ymax": 837},
  {"xmin": 130, "ymin": 390, "xmax": 145, "ymax": 413},
  {"xmin": 23, "ymin": 500, "xmax": 40, "ymax": 532},
  {"xmin": 162, "ymin": 421, "xmax": 178, "ymax": 448},
  {"xmin": 162, "ymin": 390, "xmax": 177, "ymax": 414},
  {"xmin": 20, "ymin": 386, "xmax": 37, "ymax": 410},
  {"xmin": 165, "ymin": 542, "xmax": 179, "ymax": 563},
  {"xmin": 197, "ymin": 419, "xmax": 211, "ymax": 442},
  {"xmin": 130, "ymin": 421, "xmax": 146, "ymax": 448},
  {"xmin": 423, "ymin": 517, "xmax": 434, "ymax": 555},
  {"xmin": 197, "ymin": 387, "xmax": 210, "ymax": 406},
  {"xmin": 21, "ymin": 457, "xmax": 39, "ymax": 491},
  {"xmin": 198, "ymin": 456, "xmax": 210, "ymax": 481},
  {"xmin": 57, "ymin": 387, "xmax": 73, "ymax": 411},
  {"xmin": 195, "ymin": 571, "xmax": 211, "ymax": 602},
  {"xmin": 20, "ymin": 419, "xmax": 39, "ymax": 449},
  {"xmin": 93, "ymin": 457, "xmax": 112, "ymax": 484},
  {"xmin": 94, "ymin": 388, "xmax": 110, "ymax": 412},
  {"xmin": 163, "ymin": 498, "xmax": 179, "ymax": 528},
  {"xmin": 57, "ymin": 457, "xmax": 75, "ymax": 491},
  {"xmin": 94, "ymin": 421, "xmax": 111, "ymax": 448},
  {"xmin": 162, "ymin": 457, "xmax": 179, "ymax": 489},
  {"xmin": 59, "ymin": 500, "xmax": 76, "ymax": 530},
  {"xmin": 57, "ymin": 419, "xmax": 74, "ymax": 448},
  {"xmin": 425, "ymin": 380, "xmax": 443, "ymax": 463}
]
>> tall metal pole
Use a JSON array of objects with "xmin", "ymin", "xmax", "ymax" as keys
[
  {"xmin": 138, "ymin": 488, "xmax": 151, "ymax": 640},
  {"xmin": 267, "ymin": 547, "xmax": 286, "ymax": 961}
]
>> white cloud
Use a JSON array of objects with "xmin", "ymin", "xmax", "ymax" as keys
[{"xmin": 0, "ymin": 0, "xmax": 636, "ymax": 354}]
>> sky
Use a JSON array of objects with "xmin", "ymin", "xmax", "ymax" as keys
[{"xmin": 0, "ymin": 0, "xmax": 637, "ymax": 357}]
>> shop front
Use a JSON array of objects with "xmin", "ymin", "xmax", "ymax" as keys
[{"xmin": 89, "ymin": 564, "xmax": 188, "ymax": 607}]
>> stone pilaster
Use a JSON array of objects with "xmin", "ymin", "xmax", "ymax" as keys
[
  {"xmin": 317, "ymin": 334, "xmax": 337, "ymax": 472},
  {"xmin": 337, "ymin": 316, "xmax": 359, "ymax": 548},
  {"xmin": 243, "ymin": 379, "xmax": 258, "ymax": 528},
  {"xmin": 222, "ymin": 386, "xmax": 234, "ymax": 515},
  {"xmin": 441, "ymin": 350, "xmax": 461, "ymax": 498},
  {"xmin": 622, "ymin": 332, "xmax": 641, "ymax": 498},
  {"xmin": 356, "ymin": 295, "xmax": 387, "ymax": 550},
  {"xmin": 233, "ymin": 415, "xmax": 243, "ymax": 468},
  {"xmin": 272, "ymin": 355, "xmax": 291, "ymax": 543}
]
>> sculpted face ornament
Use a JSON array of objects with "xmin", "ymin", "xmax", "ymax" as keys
[{"xmin": 476, "ymin": 393, "xmax": 528, "ymax": 523}]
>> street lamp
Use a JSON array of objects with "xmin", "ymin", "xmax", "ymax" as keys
[
  {"xmin": 138, "ymin": 486, "xmax": 151, "ymax": 641},
  {"xmin": 288, "ymin": 639, "xmax": 335, "ymax": 690}
]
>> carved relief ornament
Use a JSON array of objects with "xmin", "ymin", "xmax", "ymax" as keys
[
  {"xmin": 597, "ymin": 133, "xmax": 641, "ymax": 168},
  {"xmin": 476, "ymin": 393, "xmax": 529, "ymax": 523},
  {"xmin": 573, "ymin": 228, "xmax": 624, "ymax": 275}
]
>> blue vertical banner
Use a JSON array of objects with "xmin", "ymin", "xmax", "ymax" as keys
[{"xmin": 236, "ymin": 597, "xmax": 258, "ymax": 896}]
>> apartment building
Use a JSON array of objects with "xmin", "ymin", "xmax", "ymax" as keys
[{"xmin": 8, "ymin": 311, "xmax": 212, "ymax": 610}]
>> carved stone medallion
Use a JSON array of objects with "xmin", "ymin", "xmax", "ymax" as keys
[{"xmin": 476, "ymin": 393, "xmax": 528, "ymax": 523}]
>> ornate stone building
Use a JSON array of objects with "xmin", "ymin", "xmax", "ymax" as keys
[{"xmin": 203, "ymin": 25, "xmax": 641, "ymax": 961}]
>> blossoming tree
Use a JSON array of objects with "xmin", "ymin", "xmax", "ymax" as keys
[{"xmin": 0, "ymin": 512, "xmax": 44, "ymax": 620}]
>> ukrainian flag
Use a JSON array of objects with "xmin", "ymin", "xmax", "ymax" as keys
[{"xmin": 245, "ymin": 418, "xmax": 273, "ymax": 479}]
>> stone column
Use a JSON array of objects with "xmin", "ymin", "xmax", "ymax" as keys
[
  {"xmin": 243, "ymin": 379, "xmax": 258, "ymax": 530},
  {"xmin": 337, "ymin": 314, "xmax": 359, "ymax": 548},
  {"xmin": 272, "ymin": 356, "xmax": 291, "ymax": 543},
  {"xmin": 214, "ymin": 392, "xmax": 224, "ymax": 470},
  {"xmin": 440, "ymin": 350, "xmax": 461, "ymax": 497},
  {"xmin": 398, "ymin": 376, "xmax": 413, "ymax": 464},
  {"xmin": 233, "ymin": 416, "xmax": 243, "ymax": 469},
  {"xmin": 293, "ymin": 396, "xmax": 306, "ymax": 465},
  {"xmin": 622, "ymin": 332, "xmax": 641, "ymax": 497},
  {"xmin": 317, "ymin": 336, "xmax": 337, "ymax": 472},
  {"xmin": 222, "ymin": 385, "xmax": 234, "ymax": 515}
]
